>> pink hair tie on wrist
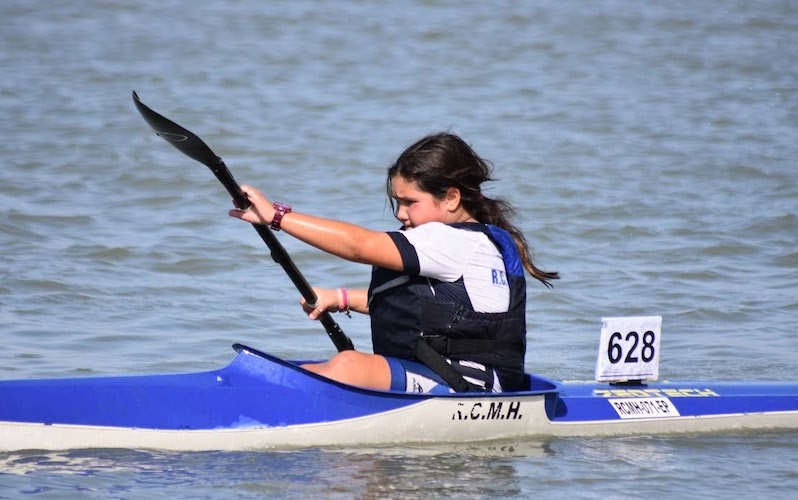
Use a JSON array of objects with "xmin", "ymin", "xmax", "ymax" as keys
[{"xmin": 338, "ymin": 288, "xmax": 351, "ymax": 317}]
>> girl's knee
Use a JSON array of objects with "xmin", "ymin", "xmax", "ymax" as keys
[
  {"xmin": 327, "ymin": 351, "xmax": 369, "ymax": 371},
  {"xmin": 322, "ymin": 351, "xmax": 390, "ymax": 389}
]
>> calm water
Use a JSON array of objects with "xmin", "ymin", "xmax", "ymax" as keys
[{"xmin": 1, "ymin": 0, "xmax": 797, "ymax": 498}]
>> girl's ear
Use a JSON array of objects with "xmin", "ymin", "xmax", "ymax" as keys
[{"xmin": 444, "ymin": 187, "xmax": 462, "ymax": 211}]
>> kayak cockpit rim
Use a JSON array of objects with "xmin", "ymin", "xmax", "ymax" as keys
[{"xmin": 231, "ymin": 343, "xmax": 562, "ymax": 398}]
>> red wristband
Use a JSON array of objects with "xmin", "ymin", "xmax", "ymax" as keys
[{"xmin": 270, "ymin": 202, "xmax": 292, "ymax": 231}]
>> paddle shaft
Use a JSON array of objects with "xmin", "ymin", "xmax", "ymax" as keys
[
  {"xmin": 210, "ymin": 158, "xmax": 354, "ymax": 353},
  {"xmin": 132, "ymin": 92, "xmax": 354, "ymax": 352}
]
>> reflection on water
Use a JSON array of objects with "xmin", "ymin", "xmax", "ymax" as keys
[
  {"xmin": 3, "ymin": 434, "xmax": 795, "ymax": 498},
  {"xmin": 0, "ymin": 442, "xmax": 551, "ymax": 498}
]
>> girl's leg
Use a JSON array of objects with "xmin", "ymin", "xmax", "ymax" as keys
[{"xmin": 301, "ymin": 351, "xmax": 391, "ymax": 390}]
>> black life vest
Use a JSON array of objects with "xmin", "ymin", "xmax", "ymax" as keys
[{"xmin": 368, "ymin": 223, "xmax": 528, "ymax": 391}]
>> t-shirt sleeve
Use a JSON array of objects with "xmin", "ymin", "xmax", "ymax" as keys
[{"xmin": 385, "ymin": 231, "xmax": 420, "ymax": 276}]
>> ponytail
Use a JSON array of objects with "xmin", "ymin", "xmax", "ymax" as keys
[
  {"xmin": 388, "ymin": 132, "xmax": 559, "ymax": 287},
  {"xmin": 467, "ymin": 195, "xmax": 559, "ymax": 288}
]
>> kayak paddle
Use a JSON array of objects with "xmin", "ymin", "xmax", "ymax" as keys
[{"xmin": 132, "ymin": 91, "xmax": 355, "ymax": 353}]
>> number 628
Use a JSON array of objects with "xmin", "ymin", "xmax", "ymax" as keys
[{"xmin": 607, "ymin": 330, "xmax": 656, "ymax": 364}]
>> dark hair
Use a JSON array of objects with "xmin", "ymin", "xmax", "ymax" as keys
[{"xmin": 387, "ymin": 132, "xmax": 559, "ymax": 287}]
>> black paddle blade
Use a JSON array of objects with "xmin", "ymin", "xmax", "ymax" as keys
[
  {"xmin": 132, "ymin": 91, "xmax": 220, "ymax": 168},
  {"xmin": 132, "ymin": 91, "xmax": 250, "ymax": 209},
  {"xmin": 132, "ymin": 91, "xmax": 354, "ymax": 352}
]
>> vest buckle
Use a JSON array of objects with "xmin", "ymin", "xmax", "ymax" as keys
[{"xmin": 420, "ymin": 334, "xmax": 449, "ymax": 354}]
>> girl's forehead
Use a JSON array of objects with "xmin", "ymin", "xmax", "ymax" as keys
[{"xmin": 390, "ymin": 175, "xmax": 422, "ymax": 196}]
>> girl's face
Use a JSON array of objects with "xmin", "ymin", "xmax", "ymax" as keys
[{"xmin": 391, "ymin": 175, "xmax": 457, "ymax": 229}]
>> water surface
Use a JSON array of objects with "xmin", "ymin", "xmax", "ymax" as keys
[{"xmin": 1, "ymin": 1, "xmax": 796, "ymax": 498}]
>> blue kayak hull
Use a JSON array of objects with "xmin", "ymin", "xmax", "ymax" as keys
[{"xmin": 1, "ymin": 344, "xmax": 796, "ymax": 451}]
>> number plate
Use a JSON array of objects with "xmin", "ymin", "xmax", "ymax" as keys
[{"xmin": 595, "ymin": 316, "xmax": 662, "ymax": 382}]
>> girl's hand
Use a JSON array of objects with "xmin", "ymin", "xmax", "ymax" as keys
[
  {"xmin": 228, "ymin": 185, "xmax": 275, "ymax": 226},
  {"xmin": 300, "ymin": 287, "xmax": 342, "ymax": 320}
]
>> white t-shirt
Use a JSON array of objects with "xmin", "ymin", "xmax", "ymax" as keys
[{"xmin": 398, "ymin": 222, "xmax": 510, "ymax": 313}]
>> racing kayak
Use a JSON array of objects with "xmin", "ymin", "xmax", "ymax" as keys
[
  {"xmin": 1, "ymin": 343, "xmax": 796, "ymax": 452},
  {"xmin": 7, "ymin": 95, "xmax": 795, "ymax": 451}
]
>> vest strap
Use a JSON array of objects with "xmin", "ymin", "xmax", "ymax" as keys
[
  {"xmin": 413, "ymin": 341, "xmax": 481, "ymax": 393},
  {"xmin": 420, "ymin": 335, "xmax": 523, "ymax": 356}
]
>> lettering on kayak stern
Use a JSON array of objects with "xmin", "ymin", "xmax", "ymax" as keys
[
  {"xmin": 452, "ymin": 401, "xmax": 523, "ymax": 421},
  {"xmin": 594, "ymin": 388, "xmax": 720, "ymax": 398},
  {"xmin": 608, "ymin": 397, "xmax": 681, "ymax": 419}
]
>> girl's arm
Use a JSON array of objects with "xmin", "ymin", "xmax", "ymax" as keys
[
  {"xmin": 301, "ymin": 287, "xmax": 369, "ymax": 320},
  {"xmin": 229, "ymin": 185, "xmax": 403, "ymax": 271}
]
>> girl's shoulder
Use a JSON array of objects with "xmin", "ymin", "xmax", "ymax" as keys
[
  {"xmin": 403, "ymin": 222, "xmax": 491, "ymax": 248},
  {"xmin": 406, "ymin": 221, "xmax": 485, "ymax": 238}
]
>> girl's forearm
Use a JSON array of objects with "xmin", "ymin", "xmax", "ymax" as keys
[
  {"xmin": 345, "ymin": 288, "xmax": 369, "ymax": 315},
  {"xmin": 281, "ymin": 212, "xmax": 402, "ymax": 271}
]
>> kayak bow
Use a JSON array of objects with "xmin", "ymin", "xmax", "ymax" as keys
[{"xmin": 1, "ymin": 344, "xmax": 796, "ymax": 451}]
